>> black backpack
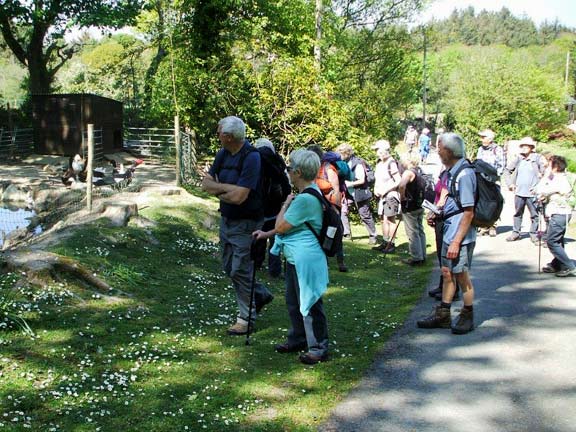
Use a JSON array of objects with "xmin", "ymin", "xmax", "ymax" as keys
[
  {"xmin": 350, "ymin": 157, "xmax": 375, "ymax": 187},
  {"xmin": 404, "ymin": 167, "xmax": 434, "ymax": 211},
  {"xmin": 444, "ymin": 159, "xmax": 504, "ymax": 228},
  {"xmin": 213, "ymin": 144, "xmax": 291, "ymax": 218},
  {"xmin": 420, "ymin": 171, "xmax": 436, "ymax": 204},
  {"xmin": 302, "ymin": 187, "xmax": 344, "ymax": 257},
  {"xmin": 257, "ymin": 147, "xmax": 291, "ymax": 217}
]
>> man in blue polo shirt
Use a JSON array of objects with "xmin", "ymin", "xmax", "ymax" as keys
[
  {"xmin": 202, "ymin": 116, "xmax": 273, "ymax": 336},
  {"xmin": 417, "ymin": 132, "xmax": 477, "ymax": 334}
]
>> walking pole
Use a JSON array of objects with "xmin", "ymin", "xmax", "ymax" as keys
[
  {"xmin": 537, "ymin": 203, "xmax": 543, "ymax": 274},
  {"xmin": 246, "ymin": 238, "xmax": 258, "ymax": 346}
]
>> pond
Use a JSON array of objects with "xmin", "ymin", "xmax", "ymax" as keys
[{"xmin": 0, "ymin": 204, "xmax": 43, "ymax": 247}]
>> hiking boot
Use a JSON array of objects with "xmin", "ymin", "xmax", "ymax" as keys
[
  {"xmin": 555, "ymin": 268, "xmax": 576, "ymax": 277},
  {"xmin": 506, "ymin": 232, "xmax": 520, "ymax": 242},
  {"xmin": 542, "ymin": 263, "xmax": 559, "ymax": 273},
  {"xmin": 255, "ymin": 293, "xmax": 274, "ymax": 313},
  {"xmin": 488, "ymin": 227, "xmax": 497, "ymax": 237},
  {"xmin": 275, "ymin": 342, "xmax": 307, "ymax": 353},
  {"xmin": 417, "ymin": 306, "xmax": 451, "ymax": 329},
  {"xmin": 371, "ymin": 242, "xmax": 387, "ymax": 251},
  {"xmin": 428, "ymin": 286, "xmax": 442, "ymax": 298},
  {"xmin": 478, "ymin": 228, "xmax": 488, "ymax": 236},
  {"xmin": 401, "ymin": 258, "xmax": 425, "ymax": 266},
  {"xmin": 380, "ymin": 243, "xmax": 396, "ymax": 254},
  {"xmin": 227, "ymin": 320, "xmax": 250, "ymax": 336},
  {"xmin": 451, "ymin": 309, "xmax": 474, "ymax": 334},
  {"xmin": 299, "ymin": 352, "xmax": 329, "ymax": 365}
]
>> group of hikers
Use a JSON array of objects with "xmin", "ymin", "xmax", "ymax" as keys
[{"xmin": 202, "ymin": 116, "xmax": 575, "ymax": 365}]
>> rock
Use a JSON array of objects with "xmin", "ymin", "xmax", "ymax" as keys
[
  {"xmin": 100, "ymin": 202, "xmax": 138, "ymax": 227},
  {"xmin": 130, "ymin": 215, "xmax": 158, "ymax": 229},
  {"xmin": 2, "ymin": 184, "xmax": 30, "ymax": 202},
  {"xmin": 2, "ymin": 228, "xmax": 29, "ymax": 250}
]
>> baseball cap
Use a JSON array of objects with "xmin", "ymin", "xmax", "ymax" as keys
[
  {"xmin": 478, "ymin": 129, "xmax": 495, "ymax": 141},
  {"xmin": 371, "ymin": 139, "xmax": 390, "ymax": 151}
]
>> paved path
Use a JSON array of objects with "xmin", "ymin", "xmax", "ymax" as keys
[{"xmin": 322, "ymin": 187, "xmax": 576, "ymax": 431}]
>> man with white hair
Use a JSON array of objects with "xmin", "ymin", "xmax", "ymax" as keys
[
  {"xmin": 417, "ymin": 132, "xmax": 477, "ymax": 334},
  {"xmin": 476, "ymin": 129, "xmax": 505, "ymax": 237},
  {"xmin": 202, "ymin": 116, "xmax": 274, "ymax": 336},
  {"xmin": 505, "ymin": 136, "xmax": 545, "ymax": 243}
]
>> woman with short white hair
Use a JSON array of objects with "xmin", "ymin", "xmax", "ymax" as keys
[{"xmin": 253, "ymin": 149, "xmax": 330, "ymax": 365}]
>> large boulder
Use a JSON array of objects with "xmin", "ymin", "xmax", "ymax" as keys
[{"xmin": 2, "ymin": 184, "xmax": 30, "ymax": 203}]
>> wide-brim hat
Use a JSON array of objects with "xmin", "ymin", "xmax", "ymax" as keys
[
  {"xmin": 478, "ymin": 129, "xmax": 495, "ymax": 141},
  {"xmin": 518, "ymin": 136, "xmax": 537, "ymax": 147},
  {"xmin": 371, "ymin": 139, "xmax": 390, "ymax": 151}
]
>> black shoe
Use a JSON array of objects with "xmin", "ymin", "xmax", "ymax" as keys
[
  {"xmin": 542, "ymin": 263, "xmax": 559, "ymax": 273},
  {"xmin": 451, "ymin": 309, "xmax": 474, "ymax": 334},
  {"xmin": 275, "ymin": 342, "xmax": 307, "ymax": 353},
  {"xmin": 255, "ymin": 293, "xmax": 274, "ymax": 313},
  {"xmin": 428, "ymin": 286, "xmax": 442, "ymax": 298},
  {"xmin": 401, "ymin": 258, "xmax": 425, "ymax": 266},
  {"xmin": 417, "ymin": 306, "xmax": 451, "ymax": 329},
  {"xmin": 299, "ymin": 352, "xmax": 329, "ymax": 365}
]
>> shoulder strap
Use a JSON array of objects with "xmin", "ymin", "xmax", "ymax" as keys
[
  {"xmin": 386, "ymin": 159, "xmax": 400, "ymax": 180},
  {"xmin": 443, "ymin": 159, "xmax": 473, "ymax": 219},
  {"xmin": 302, "ymin": 187, "xmax": 325, "ymax": 240}
]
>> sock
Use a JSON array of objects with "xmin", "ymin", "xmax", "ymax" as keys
[
  {"xmin": 440, "ymin": 302, "xmax": 451, "ymax": 310},
  {"xmin": 463, "ymin": 305, "xmax": 473, "ymax": 312}
]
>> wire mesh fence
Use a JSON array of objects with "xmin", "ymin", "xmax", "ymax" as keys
[
  {"xmin": 0, "ymin": 128, "xmax": 34, "ymax": 160},
  {"xmin": 1, "ymin": 125, "xmax": 200, "ymax": 250}
]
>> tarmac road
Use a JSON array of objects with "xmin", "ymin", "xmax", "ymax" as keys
[{"xmin": 322, "ymin": 183, "xmax": 576, "ymax": 432}]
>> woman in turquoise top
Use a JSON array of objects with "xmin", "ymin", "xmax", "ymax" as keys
[{"xmin": 253, "ymin": 149, "xmax": 330, "ymax": 365}]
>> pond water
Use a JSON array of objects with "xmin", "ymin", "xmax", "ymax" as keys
[{"xmin": 0, "ymin": 204, "xmax": 43, "ymax": 247}]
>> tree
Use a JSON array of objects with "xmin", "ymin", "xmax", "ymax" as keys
[
  {"xmin": 0, "ymin": 0, "xmax": 142, "ymax": 95},
  {"xmin": 441, "ymin": 46, "xmax": 565, "ymax": 143}
]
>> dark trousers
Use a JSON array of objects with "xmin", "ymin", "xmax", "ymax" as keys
[
  {"xmin": 513, "ymin": 195, "xmax": 539, "ymax": 235},
  {"xmin": 285, "ymin": 263, "xmax": 328, "ymax": 356},
  {"xmin": 253, "ymin": 218, "xmax": 282, "ymax": 277},
  {"xmin": 546, "ymin": 214, "xmax": 574, "ymax": 270},
  {"xmin": 342, "ymin": 198, "xmax": 376, "ymax": 238}
]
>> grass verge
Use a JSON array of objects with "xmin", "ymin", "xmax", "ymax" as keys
[{"xmin": 0, "ymin": 189, "xmax": 433, "ymax": 431}]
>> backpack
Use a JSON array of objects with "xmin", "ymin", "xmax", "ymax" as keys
[
  {"xmin": 322, "ymin": 151, "xmax": 354, "ymax": 185},
  {"xmin": 302, "ymin": 187, "xmax": 344, "ymax": 257},
  {"xmin": 404, "ymin": 167, "xmax": 433, "ymax": 210},
  {"xmin": 213, "ymin": 144, "xmax": 291, "ymax": 218},
  {"xmin": 444, "ymin": 159, "xmax": 504, "ymax": 228},
  {"xmin": 257, "ymin": 147, "xmax": 291, "ymax": 217},
  {"xmin": 421, "ymin": 172, "xmax": 436, "ymax": 204},
  {"xmin": 350, "ymin": 157, "xmax": 375, "ymax": 187}
]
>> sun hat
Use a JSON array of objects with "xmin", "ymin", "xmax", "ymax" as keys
[
  {"xmin": 478, "ymin": 129, "xmax": 495, "ymax": 141},
  {"xmin": 371, "ymin": 139, "xmax": 391, "ymax": 151},
  {"xmin": 518, "ymin": 136, "xmax": 537, "ymax": 147}
]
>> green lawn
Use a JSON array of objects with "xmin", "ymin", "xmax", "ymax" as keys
[{"xmin": 0, "ymin": 189, "xmax": 433, "ymax": 431}]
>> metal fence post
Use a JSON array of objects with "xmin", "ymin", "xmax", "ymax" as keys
[
  {"xmin": 87, "ymin": 124, "xmax": 94, "ymax": 211},
  {"xmin": 175, "ymin": 115, "xmax": 181, "ymax": 187}
]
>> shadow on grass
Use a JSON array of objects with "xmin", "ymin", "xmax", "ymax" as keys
[{"xmin": 0, "ymin": 202, "xmax": 433, "ymax": 431}]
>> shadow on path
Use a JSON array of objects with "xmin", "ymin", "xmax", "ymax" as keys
[{"xmin": 321, "ymin": 193, "xmax": 576, "ymax": 432}]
